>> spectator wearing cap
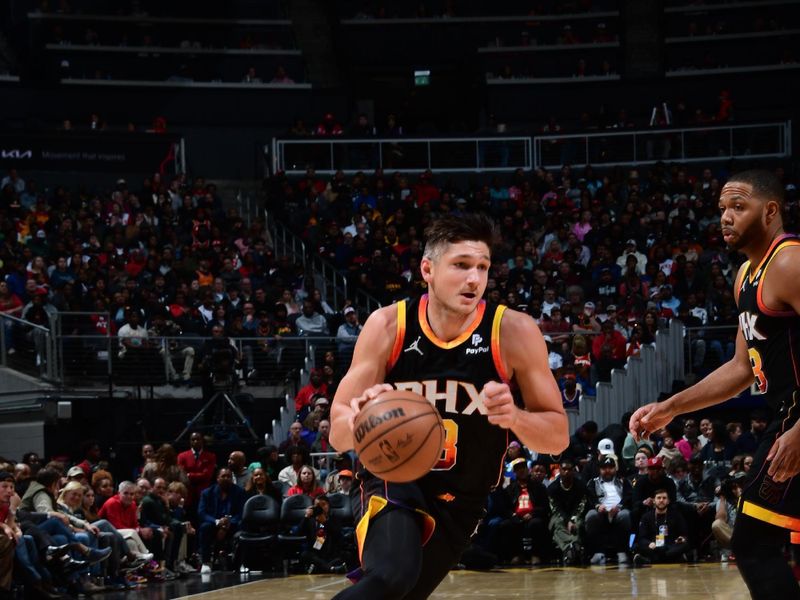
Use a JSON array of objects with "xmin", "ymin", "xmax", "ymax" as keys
[
  {"xmin": 336, "ymin": 306, "xmax": 362, "ymax": 354},
  {"xmin": 585, "ymin": 455, "xmax": 632, "ymax": 565},
  {"xmin": 657, "ymin": 284, "xmax": 680, "ymax": 318},
  {"xmin": 496, "ymin": 458, "xmax": 550, "ymax": 565},
  {"xmin": 66, "ymin": 465, "xmax": 88, "ymax": 485},
  {"xmin": 602, "ymin": 304, "xmax": 630, "ymax": 337},
  {"xmin": 312, "ymin": 395, "xmax": 331, "ymax": 420},
  {"xmin": 294, "ymin": 369, "xmax": 328, "ymax": 417},
  {"xmin": 332, "ymin": 469, "xmax": 353, "ymax": 494},
  {"xmin": 580, "ymin": 436, "xmax": 617, "ymax": 484},
  {"xmin": 632, "ymin": 457, "xmax": 677, "ymax": 525},
  {"xmin": 324, "ymin": 454, "xmax": 354, "ymax": 493},
  {"xmin": 616, "ymin": 239, "xmax": 647, "ymax": 276}
]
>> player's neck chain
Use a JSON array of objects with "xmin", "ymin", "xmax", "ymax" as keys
[{"xmin": 560, "ymin": 479, "xmax": 573, "ymax": 491}]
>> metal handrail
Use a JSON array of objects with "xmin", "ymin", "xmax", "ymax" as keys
[
  {"xmin": 273, "ymin": 135, "xmax": 534, "ymax": 175},
  {"xmin": 264, "ymin": 208, "xmax": 382, "ymax": 312},
  {"xmin": 533, "ymin": 120, "xmax": 791, "ymax": 168}
]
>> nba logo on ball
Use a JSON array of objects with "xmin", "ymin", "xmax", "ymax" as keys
[{"xmin": 354, "ymin": 389, "xmax": 446, "ymax": 483}]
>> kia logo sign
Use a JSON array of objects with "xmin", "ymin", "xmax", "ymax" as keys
[{"xmin": 0, "ymin": 149, "xmax": 33, "ymax": 159}]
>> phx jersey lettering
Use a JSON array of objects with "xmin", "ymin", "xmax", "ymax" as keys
[
  {"xmin": 735, "ymin": 233, "xmax": 800, "ymax": 530},
  {"xmin": 353, "ymin": 295, "xmax": 511, "ymax": 552}
]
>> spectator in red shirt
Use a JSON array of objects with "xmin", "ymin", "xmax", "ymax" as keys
[
  {"xmin": 287, "ymin": 465, "xmax": 326, "ymax": 500},
  {"xmin": 97, "ymin": 481, "xmax": 155, "ymax": 559},
  {"xmin": 176, "ymin": 432, "xmax": 217, "ymax": 506},
  {"xmin": 540, "ymin": 306, "xmax": 571, "ymax": 349},
  {"xmin": 592, "ymin": 320, "xmax": 627, "ymax": 361},
  {"xmin": 294, "ymin": 369, "xmax": 328, "ymax": 416}
]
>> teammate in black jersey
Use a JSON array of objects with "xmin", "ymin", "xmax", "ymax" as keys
[
  {"xmin": 631, "ymin": 170, "xmax": 800, "ymax": 600},
  {"xmin": 329, "ymin": 213, "xmax": 568, "ymax": 599}
]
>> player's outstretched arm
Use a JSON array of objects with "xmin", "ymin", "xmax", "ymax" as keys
[
  {"xmin": 329, "ymin": 306, "xmax": 395, "ymax": 453},
  {"xmin": 483, "ymin": 309, "xmax": 569, "ymax": 455},
  {"xmin": 630, "ymin": 324, "xmax": 753, "ymax": 441}
]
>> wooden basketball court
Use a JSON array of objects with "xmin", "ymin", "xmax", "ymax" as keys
[{"xmin": 178, "ymin": 563, "xmax": 750, "ymax": 599}]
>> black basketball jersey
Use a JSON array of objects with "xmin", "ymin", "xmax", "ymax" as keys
[
  {"xmin": 382, "ymin": 295, "xmax": 510, "ymax": 506},
  {"xmin": 736, "ymin": 233, "xmax": 800, "ymax": 434}
]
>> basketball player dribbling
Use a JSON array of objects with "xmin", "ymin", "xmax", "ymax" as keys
[
  {"xmin": 329, "ymin": 213, "xmax": 568, "ymax": 599},
  {"xmin": 631, "ymin": 170, "xmax": 800, "ymax": 600}
]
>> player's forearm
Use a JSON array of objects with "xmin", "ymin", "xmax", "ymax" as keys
[
  {"xmin": 511, "ymin": 408, "xmax": 569, "ymax": 455},
  {"xmin": 667, "ymin": 359, "xmax": 753, "ymax": 416},
  {"xmin": 329, "ymin": 405, "xmax": 355, "ymax": 452}
]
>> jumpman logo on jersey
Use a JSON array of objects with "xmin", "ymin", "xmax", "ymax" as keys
[{"xmin": 404, "ymin": 336, "xmax": 423, "ymax": 356}]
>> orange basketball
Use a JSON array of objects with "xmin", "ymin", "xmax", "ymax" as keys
[{"xmin": 353, "ymin": 389, "xmax": 445, "ymax": 483}]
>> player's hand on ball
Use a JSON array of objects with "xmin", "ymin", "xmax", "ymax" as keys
[
  {"xmin": 348, "ymin": 383, "xmax": 394, "ymax": 431},
  {"xmin": 767, "ymin": 424, "xmax": 800, "ymax": 483},
  {"xmin": 483, "ymin": 381, "xmax": 518, "ymax": 429}
]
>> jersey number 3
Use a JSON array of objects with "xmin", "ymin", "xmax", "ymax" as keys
[
  {"xmin": 748, "ymin": 347, "xmax": 768, "ymax": 393},
  {"xmin": 434, "ymin": 419, "xmax": 458, "ymax": 470}
]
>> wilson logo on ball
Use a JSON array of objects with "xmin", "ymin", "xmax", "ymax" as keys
[{"xmin": 354, "ymin": 408, "xmax": 406, "ymax": 444}]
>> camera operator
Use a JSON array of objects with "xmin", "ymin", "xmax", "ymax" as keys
[
  {"xmin": 197, "ymin": 324, "xmax": 240, "ymax": 400},
  {"xmin": 297, "ymin": 495, "xmax": 347, "ymax": 574}
]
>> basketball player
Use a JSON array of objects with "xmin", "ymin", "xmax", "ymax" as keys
[
  {"xmin": 329, "ymin": 214, "xmax": 568, "ymax": 599},
  {"xmin": 630, "ymin": 170, "xmax": 800, "ymax": 599}
]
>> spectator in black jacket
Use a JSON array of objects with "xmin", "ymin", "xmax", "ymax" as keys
[
  {"xmin": 548, "ymin": 459, "xmax": 587, "ymax": 565},
  {"xmin": 676, "ymin": 456, "xmax": 716, "ymax": 557},
  {"xmin": 297, "ymin": 495, "xmax": 347, "ymax": 574},
  {"xmin": 585, "ymin": 456, "xmax": 633, "ymax": 565},
  {"xmin": 496, "ymin": 459, "xmax": 550, "ymax": 565},
  {"xmin": 632, "ymin": 457, "xmax": 677, "ymax": 525},
  {"xmin": 634, "ymin": 489, "xmax": 689, "ymax": 566},
  {"xmin": 566, "ymin": 421, "xmax": 598, "ymax": 471},
  {"xmin": 138, "ymin": 477, "xmax": 180, "ymax": 576}
]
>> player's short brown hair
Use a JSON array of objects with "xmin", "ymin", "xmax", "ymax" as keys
[{"xmin": 423, "ymin": 213, "xmax": 497, "ymax": 261}]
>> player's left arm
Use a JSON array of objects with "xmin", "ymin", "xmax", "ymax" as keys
[
  {"xmin": 765, "ymin": 246, "xmax": 800, "ymax": 482},
  {"xmin": 483, "ymin": 309, "xmax": 569, "ymax": 455}
]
